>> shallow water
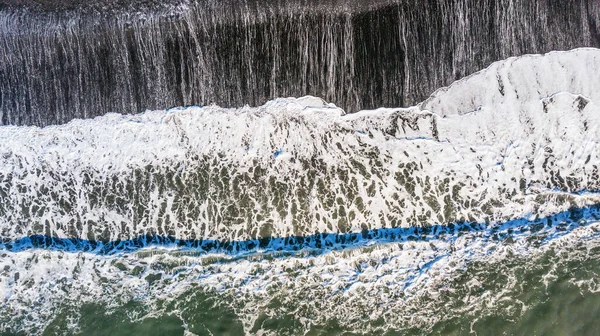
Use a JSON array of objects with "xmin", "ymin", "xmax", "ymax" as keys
[
  {"xmin": 2, "ymin": 207, "xmax": 599, "ymax": 335},
  {"xmin": 69, "ymin": 241, "xmax": 600, "ymax": 336},
  {"xmin": 1, "ymin": 47, "xmax": 600, "ymax": 334}
]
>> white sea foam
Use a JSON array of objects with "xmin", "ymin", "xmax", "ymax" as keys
[
  {"xmin": 1, "ymin": 48, "xmax": 600, "ymax": 334},
  {"xmin": 1, "ymin": 49, "xmax": 600, "ymax": 243}
]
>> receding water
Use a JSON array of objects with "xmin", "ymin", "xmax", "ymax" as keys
[{"xmin": 1, "ymin": 0, "xmax": 599, "ymax": 126}]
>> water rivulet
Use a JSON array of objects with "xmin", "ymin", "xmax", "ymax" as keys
[{"xmin": 1, "ymin": 0, "xmax": 599, "ymax": 126}]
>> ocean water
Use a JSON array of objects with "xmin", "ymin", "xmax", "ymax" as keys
[
  {"xmin": 3, "ymin": 207, "xmax": 600, "ymax": 335},
  {"xmin": 1, "ymin": 2, "xmax": 600, "ymax": 333}
]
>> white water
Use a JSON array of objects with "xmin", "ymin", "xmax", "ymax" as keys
[
  {"xmin": 1, "ymin": 49, "xmax": 600, "ymax": 244},
  {"xmin": 1, "ymin": 211, "xmax": 599, "ymax": 334},
  {"xmin": 1, "ymin": 48, "xmax": 600, "ymax": 334}
]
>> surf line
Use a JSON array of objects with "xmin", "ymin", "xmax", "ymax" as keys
[{"xmin": 1, "ymin": 205, "xmax": 599, "ymax": 256}]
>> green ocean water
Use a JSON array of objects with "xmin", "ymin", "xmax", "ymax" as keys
[{"xmin": 30, "ymin": 232, "xmax": 600, "ymax": 336}]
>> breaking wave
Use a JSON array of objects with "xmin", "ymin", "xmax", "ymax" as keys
[{"xmin": 2, "ymin": 49, "xmax": 600, "ymax": 334}]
